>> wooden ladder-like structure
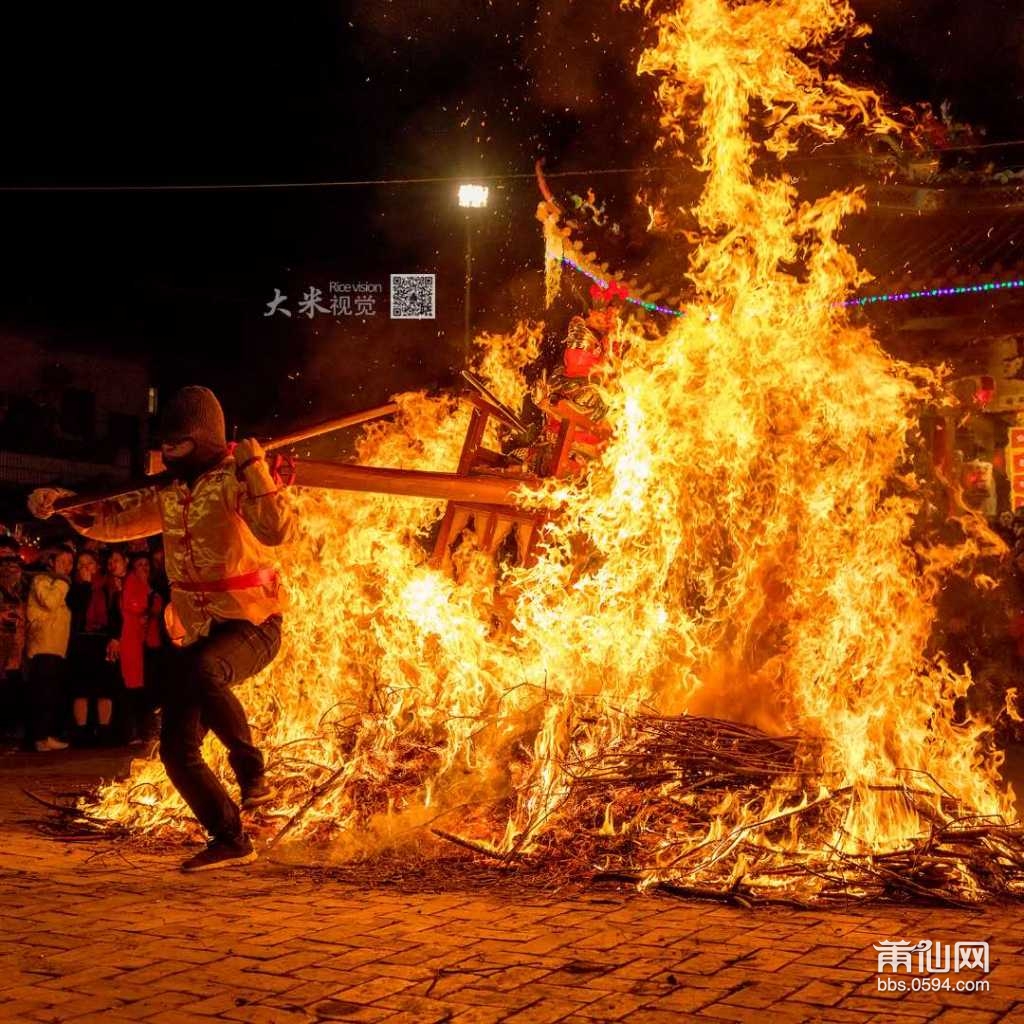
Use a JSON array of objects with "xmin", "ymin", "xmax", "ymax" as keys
[{"xmin": 430, "ymin": 395, "xmax": 585, "ymax": 571}]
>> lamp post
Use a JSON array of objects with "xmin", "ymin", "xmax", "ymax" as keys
[{"xmin": 457, "ymin": 183, "xmax": 489, "ymax": 360}]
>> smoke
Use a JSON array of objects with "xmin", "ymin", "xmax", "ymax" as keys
[{"xmin": 852, "ymin": 0, "xmax": 1024, "ymax": 138}]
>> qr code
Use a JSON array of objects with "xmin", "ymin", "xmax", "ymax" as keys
[{"xmin": 390, "ymin": 274, "xmax": 436, "ymax": 319}]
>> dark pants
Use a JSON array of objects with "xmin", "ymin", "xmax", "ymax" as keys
[
  {"xmin": 0, "ymin": 669, "xmax": 22, "ymax": 738},
  {"xmin": 157, "ymin": 616, "xmax": 281, "ymax": 841},
  {"xmin": 27, "ymin": 654, "xmax": 65, "ymax": 744},
  {"xmin": 121, "ymin": 685, "xmax": 158, "ymax": 743}
]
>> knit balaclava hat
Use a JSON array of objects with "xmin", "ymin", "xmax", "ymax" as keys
[{"xmin": 159, "ymin": 385, "xmax": 228, "ymax": 475}]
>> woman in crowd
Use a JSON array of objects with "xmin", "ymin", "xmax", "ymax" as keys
[
  {"xmin": 103, "ymin": 549, "xmax": 128, "ymax": 600},
  {"xmin": 0, "ymin": 552, "xmax": 26, "ymax": 739},
  {"xmin": 93, "ymin": 548, "xmax": 127, "ymax": 742},
  {"xmin": 25, "ymin": 546, "xmax": 73, "ymax": 751},
  {"xmin": 119, "ymin": 551, "xmax": 163, "ymax": 743},
  {"xmin": 67, "ymin": 550, "xmax": 118, "ymax": 744}
]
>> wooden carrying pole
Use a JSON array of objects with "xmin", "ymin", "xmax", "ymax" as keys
[
  {"xmin": 52, "ymin": 460, "xmax": 536, "ymax": 513},
  {"xmin": 52, "ymin": 403, "xmax": 401, "ymax": 515},
  {"xmin": 290, "ymin": 461, "xmax": 535, "ymax": 506},
  {"xmin": 264, "ymin": 403, "xmax": 398, "ymax": 452}
]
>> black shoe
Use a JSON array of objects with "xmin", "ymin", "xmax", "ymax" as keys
[
  {"xmin": 240, "ymin": 776, "xmax": 274, "ymax": 810},
  {"xmin": 180, "ymin": 834, "xmax": 257, "ymax": 873}
]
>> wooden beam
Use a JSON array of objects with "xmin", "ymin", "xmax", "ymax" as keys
[
  {"xmin": 266, "ymin": 403, "xmax": 398, "ymax": 451},
  {"xmin": 291, "ymin": 460, "xmax": 538, "ymax": 507}
]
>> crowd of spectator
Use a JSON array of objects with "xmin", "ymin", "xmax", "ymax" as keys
[{"xmin": 0, "ymin": 530, "xmax": 167, "ymax": 751}]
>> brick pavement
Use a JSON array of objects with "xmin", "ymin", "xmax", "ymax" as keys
[{"xmin": 2, "ymin": 749, "xmax": 1024, "ymax": 1023}]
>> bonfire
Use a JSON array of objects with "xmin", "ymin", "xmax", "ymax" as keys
[{"xmin": 77, "ymin": 0, "xmax": 1024, "ymax": 905}]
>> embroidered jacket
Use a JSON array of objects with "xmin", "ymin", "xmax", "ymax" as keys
[{"xmin": 68, "ymin": 458, "xmax": 294, "ymax": 646}]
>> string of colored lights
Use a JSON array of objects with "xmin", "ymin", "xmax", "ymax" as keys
[
  {"xmin": 840, "ymin": 277, "xmax": 1024, "ymax": 308},
  {"xmin": 560, "ymin": 254, "xmax": 1024, "ymax": 317},
  {"xmin": 559, "ymin": 256, "xmax": 686, "ymax": 317}
]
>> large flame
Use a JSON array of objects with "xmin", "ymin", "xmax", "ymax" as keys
[{"xmin": 93, "ymin": 0, "xmax": 1016, "ymax": 899}]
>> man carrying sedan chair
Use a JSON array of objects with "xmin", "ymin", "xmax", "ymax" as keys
[{"xmin": 29, "ymin": 386, "xmax": 295, "ymax": 871}]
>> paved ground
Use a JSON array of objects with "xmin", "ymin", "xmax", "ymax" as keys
[{"xmin": 1, "ymin": 749, "xmax": 1024, "ymax": 1023}]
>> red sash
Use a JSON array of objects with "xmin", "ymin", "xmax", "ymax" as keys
[{"xmin": 172, "ymin": 569, "xmax": 278, "ymax": 594}]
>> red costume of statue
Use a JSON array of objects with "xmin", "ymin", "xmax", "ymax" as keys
[{"xmin": 543, "ymin": 287, "xmax": 624, "ymax": 468}]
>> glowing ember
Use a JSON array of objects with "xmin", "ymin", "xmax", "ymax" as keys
[{"xmin": 89, "ymin": 0, "xmax": 1022, "ymax": 903}]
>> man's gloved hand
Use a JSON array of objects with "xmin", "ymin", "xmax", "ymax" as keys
[
  {"xmin": 233, "ymin": 438, "xmax": 266, "ymax": 471},
  {"xmin": 27, "ymin": 487, "xmax": 75, "ymax": 520},
  {"xmin": 234, "ymin": 438, "xmax": 277, "ymax": 494}
]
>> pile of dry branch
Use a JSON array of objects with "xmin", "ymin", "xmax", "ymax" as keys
[
  {"xmin": 437, "ymin": 714, "xmax": 1024, "ymax": 908},
  {"xmin": 45, "ymin": 712, "xmax": 1024, "ymax": 907}
]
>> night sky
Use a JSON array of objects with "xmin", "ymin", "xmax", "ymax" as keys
[{"xmin": 0, "ymin": 0, "xmax": 1021, "ymax": 433}]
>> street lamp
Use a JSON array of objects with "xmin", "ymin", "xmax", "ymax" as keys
[
  {"xmin": 458, "ymin": 184, "xmax": 489, "ymax": 209},
  {"xmin": 458, "ymin": 184, "xmax": 489, "ymax": 357}
]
